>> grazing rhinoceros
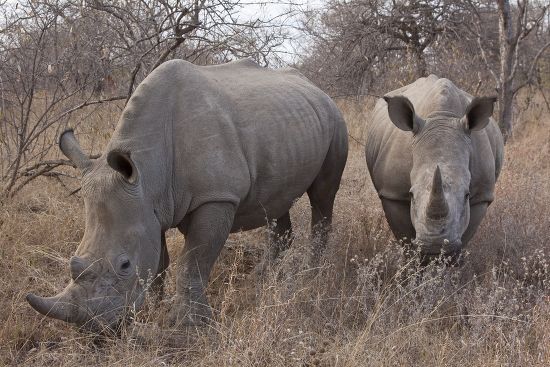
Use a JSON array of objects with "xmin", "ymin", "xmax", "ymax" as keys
[
  {"xmin": 27, "ymin": 59, "xmax": 348, "ymax": 330},
  {"xmin": 365, "ymin": 75, "xmax": 503, "ymax": 260}
]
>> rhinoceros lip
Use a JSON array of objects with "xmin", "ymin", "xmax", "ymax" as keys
[
  {"xmin": 77, "ymin": 309, "xmax": 132, "ymax": 336},
  {"xmin": 408, "ymin": 238, "xmax": 463, "ymax": 266},
  {"xmin": 413, "ymin": 238, "xmax": 462, "ymax": 254},
  {"xmin": 419, "ymin": 250, "xmax": 464, "ymax": 267}
]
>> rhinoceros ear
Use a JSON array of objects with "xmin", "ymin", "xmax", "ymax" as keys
[
  {"xmin": 384, "ymin": 95, "xmax": 424, "ymax": 133},
  {"xmin": 107, "ymin": 150, "xmax": 138, "ymax": 183},
  {"xmin": 462, "ymin": 96, "xmax": 497, "ymax": 131},
  {"xmin": 59, "ymin": 129, "xmax": 92, "ymax": 171}
]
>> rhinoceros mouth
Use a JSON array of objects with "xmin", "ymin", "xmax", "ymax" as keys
[
  {"xmin": 419, "ymin": 250, "xmax": 464, "ymax": 266},
  {"xmin": 413, "ymin": 237, "xmax": 461, "ymax": 253},
  {"xmin": 76, "ymin": 310, "xmax": 132, "ymax": 335},
  {"xmin": 410, "ymin": 238, "xmax": 463, "ymax": 266}
]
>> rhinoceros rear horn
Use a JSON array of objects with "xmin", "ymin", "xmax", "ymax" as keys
[
  {"xmin": 462, "ymin": 96, "xmax": 497, "ymax": 131},
  {"xmin": 426, "ymin": 166, "xmax": 448, "ymax": 219},
  {"xmin": 26, "ymin": 286, "xmax": 83, "ymax": 324},
  {"xmin": 59, "ymin": 129, "xmax": 92, "ymax": 171},
  {"xmin": 384, "ymin": 95, "xmax": 424, "ymax": 133}
]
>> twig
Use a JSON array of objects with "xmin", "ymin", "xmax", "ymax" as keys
[
  {"xmin": 348, "ymin": 133, "xmax": 365, "ymax": 147},
  {"xmin": 53, "ymin": 95, "xmax": 127, "ymax": 123}
]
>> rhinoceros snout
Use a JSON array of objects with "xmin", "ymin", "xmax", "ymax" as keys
[{"xmin": 413, "ymin": 238, "xmax": 462, "ymax": 256}]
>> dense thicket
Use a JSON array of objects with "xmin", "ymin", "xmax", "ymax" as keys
[
  {"xmin": 298, "ymin": 0, "xmax": 550, "ymax": 141},
  {"xmin": 299, "ymin": 1, "xmax": 550, "ymax": 95}
]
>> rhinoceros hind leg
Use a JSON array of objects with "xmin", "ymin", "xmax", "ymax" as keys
[
  {"xmin": 256, "ymin": 211, "xmax": 293, "ymax": 276},
  {"xmin": 150, "ymin": 232, "xmax": 170, "ymax": 301},
  {"xmin": 307, "ymin": 137, "xmax": 347, "ymax": 264},
  {"xmin": 167, "ymin": 202, "xmax": 235, "ymax": 328},
  {"xmin": 307, "ymin": 186, "xmax": 335, "ymax": 265}
]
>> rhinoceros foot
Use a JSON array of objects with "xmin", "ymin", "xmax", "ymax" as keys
[{"xmin": 165, "ymin": 296, "xmax": 212, "ymax": 328}]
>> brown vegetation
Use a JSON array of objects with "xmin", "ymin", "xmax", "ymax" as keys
[
  {"xmin": 299, "ymin": 0, "xmax": 550, "ymax": 140},
  {"xmin": 0, "ymin": 95, "xmax": 548, "ymax": 366}
]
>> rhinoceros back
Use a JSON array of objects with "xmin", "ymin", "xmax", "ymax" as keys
[{"xmin": 108, "ymin": 59, "xmax": 347, "ymax": 230}]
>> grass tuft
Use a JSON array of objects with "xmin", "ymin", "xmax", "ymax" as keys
[{"xmin": 1, "ymin": 96, "xmax": 549, "ymax": 366}]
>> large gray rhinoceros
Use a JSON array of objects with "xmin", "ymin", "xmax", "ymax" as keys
[
  {"xmin": 366, "ymin": 75, "xmax": 503, "ymax": 259},
  {"xmin": 27, "ymin": 59, "xmax": 348, "ymax": 330}
]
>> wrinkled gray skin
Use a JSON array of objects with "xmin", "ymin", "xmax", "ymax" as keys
[
  {"xmin": 366, "ymin": 75, "xmax": 503, "ymax": 258},
  {"xmin": 27, "ymin": 59, "xmax": 348, "ymax": 331}
]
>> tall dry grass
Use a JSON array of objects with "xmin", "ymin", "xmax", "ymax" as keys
[{"xmin": 0, "ymin": 96, "xmax": 548, "ymax": 366}]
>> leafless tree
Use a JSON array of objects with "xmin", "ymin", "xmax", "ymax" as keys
[
  {"xmin": 86, "ymin": 0, "xmax": 295, "ymax": 99},
  {"xmin": 467, "ymin": 0, "xmax": 550, "ymax": 141},
  {"xmin": 298, "ymin": 0, "xmax": 465, "ymax": 96},
  {"xmin": 0, "ymin": 0, "xmax": 298, "ymax": 199},
  {"xmin": 300, "ymin": 0, "xmax": 550, "ymax": 141}
]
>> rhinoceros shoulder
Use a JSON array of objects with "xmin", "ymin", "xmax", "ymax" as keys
[{"xmin": 366, "ymin": 98, "xmax": 413, "ymax": 201}]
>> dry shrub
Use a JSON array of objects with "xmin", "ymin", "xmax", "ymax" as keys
[{"xmin": 0, "ymin": 95, "xmax": 548, "ymax": 366}]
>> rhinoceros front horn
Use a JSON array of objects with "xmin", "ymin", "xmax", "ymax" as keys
[
  {"xmin": 426, "ymin": 165, "xmax": 448, "ymax": 219},
  {"xmin": 26, "ymin": 286, "xmax": 82, "ymax": 324}
]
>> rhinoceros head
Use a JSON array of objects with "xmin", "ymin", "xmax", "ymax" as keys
[
  {"xmin": 384, "ymin": 95, "xmax": 496, "ymax": 257},
  {"xmin": 27, "ymin": 130, "xmax": 162, "ymax": 332}
]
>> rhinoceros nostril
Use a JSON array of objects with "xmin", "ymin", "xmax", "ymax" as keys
[
  {"xmin": 115, "ymin": 254, "xmax": 132, "ymax": 277},
  {"xmin": 70, "ymin": 256, "xmax": 91, "ymax": 281},
  {"xmin": 121, "ymin": 260, "xmax": 130, "ymax": 270}
]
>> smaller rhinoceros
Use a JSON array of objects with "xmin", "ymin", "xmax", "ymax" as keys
[
  {"xmin": 27, "ymin": 59, "xmax": 348, "ymax": 331},
  {"xmin": 365, "ymin": 75, "xmax": 504, "ymax": 259}
]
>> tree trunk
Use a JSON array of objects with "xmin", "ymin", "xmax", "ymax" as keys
[
  {"xmin": 412, "ymin": 47, "xmax": 428, "ymax": 78},
  {"xmin": 498, "ymin": 83, "xmax": 514, "ymax": 143},
  {"xmin": 497, "ymin": 0, "xmax": 514, "ymax": 142}
]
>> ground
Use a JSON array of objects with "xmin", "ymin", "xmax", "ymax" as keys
[{"xmin": 0, "ymin": 96, "xmax": 549, "ymax": 366}]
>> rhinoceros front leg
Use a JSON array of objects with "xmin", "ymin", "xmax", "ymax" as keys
[
  {"xmin": 150, "ymin": 232, "xmax": 169, "ymax": 301},
  {"xmin": 380, "ymin": 198, "xmax": 416, "ymax": 247},
  {"xmin": 461, "ymin": 202, "xmax": 489, "ymax": 246},
  {"xmin": 167, "ymin": 202, "xmax": 235, "ymax": 327}
]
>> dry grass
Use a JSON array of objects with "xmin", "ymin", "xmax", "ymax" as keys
[{"xmin": 0, "ymin": 96, "xmax": 549, "ymax": 366}]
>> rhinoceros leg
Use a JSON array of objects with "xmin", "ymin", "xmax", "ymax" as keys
[
  {"xmin": 461, "ymin": 202, "xmax": 489, "ymax": 246},
  {"xmin": 167, "ymin": 202, "xmax": 235, "ymax": 327},
  {"xmin": 380, "ymin": 198, "xmax": 415, "ymax": 245},
  {"xmin": 256, "ymin": 212, "xmax": 293, "ymax": 276},
  {"xmin": 150, "ymin": 232, "xmax": 169, "ymax": 301},
  {"xmin": 307, "ymin": 144, "xmax": 347, "ymax": 264},
  {"xmin": 308, "ymin": 188, "xmax": 334, "ymax": 264},
  {"xmin": 268, "ymin": 212, "xmax": 293, "ymax": 257}
]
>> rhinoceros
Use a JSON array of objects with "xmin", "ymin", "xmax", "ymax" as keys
[
  {"xmin": 365, "ymin": 75, "xmax": 503, "ymax": 259},
  {"xmin": 27, "ymin": 59, "xmax": 348, "ymax": 330}
]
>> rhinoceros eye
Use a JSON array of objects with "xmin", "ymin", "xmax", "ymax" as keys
[{"xmin": 465, "ymin": 192, "xmax": 470, "ymax": 201}]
